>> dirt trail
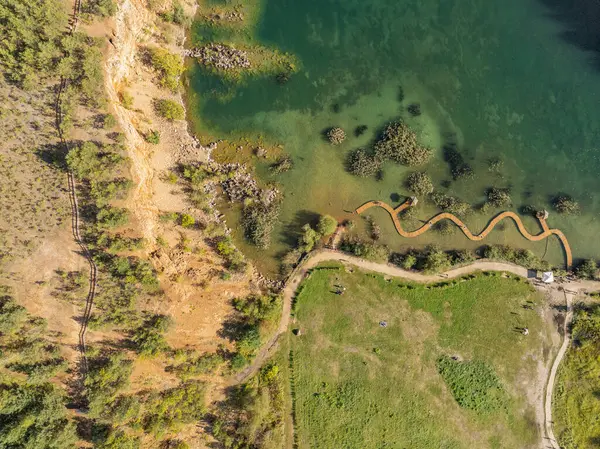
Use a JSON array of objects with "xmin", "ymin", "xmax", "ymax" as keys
[
  {"xmin": 233, "ymin": 249, "xmax": 600, "ymax": 447},
  {"xmin": 544, "ymin": 290, "xmax": 574, "ymax": 449}
]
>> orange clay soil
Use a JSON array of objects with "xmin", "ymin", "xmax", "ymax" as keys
[{"xmin": 355, "ymin": 199, "xmax": 572, "ymax": 269}]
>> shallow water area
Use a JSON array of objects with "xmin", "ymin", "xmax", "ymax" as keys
[{"xmin": 188, "ymin": 0, "xmax": 600, "ymax": 275}]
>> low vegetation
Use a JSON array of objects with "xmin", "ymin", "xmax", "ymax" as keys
[
  {"xmin": 291, "ymin": 266, "xmax": 549, "ymax": 448},
  {"xmin": 554, "ymin": 304, "xmax": 600, "ymax": 448},
  {"xmin": 155, "ymin": 99, "xmax": 185, "ymax": 120}
]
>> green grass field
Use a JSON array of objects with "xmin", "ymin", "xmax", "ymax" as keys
[
  {"xmin": 553, "ymin": 303, "xmax": 600, "ymax": 449},
  {"xmin": 290, "ymin": 264, "xmax": 553, "ymax": 449}
]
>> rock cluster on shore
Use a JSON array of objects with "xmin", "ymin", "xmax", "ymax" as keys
[{"xmin": 185, "ymin": 44, "xmax": 251, "ymax": 70}]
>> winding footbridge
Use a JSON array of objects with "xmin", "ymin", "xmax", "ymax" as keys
[{"xmin": 356, "ymin": 198, "xmax": 573, "ymax": 269}]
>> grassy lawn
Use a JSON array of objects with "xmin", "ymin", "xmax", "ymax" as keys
[
  {"xmin": 554, "ymin": 303, "xmax": 600, "ymax": 449},
  {"xmin": 290, "ymin": 264, "xmax": 553, "ymax": 449}
]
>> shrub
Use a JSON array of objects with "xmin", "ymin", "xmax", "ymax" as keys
[
  {"xmin": 374, "ymin": 121, "xmax": 432, "ymax": 166},
  {"xmin": 85, "ymin": 353, "xmax": 134, "ymax": 417},
  {"xmin": 151, "ymin": 48, "xmax": 184, "ymax": 92},
  {"xmin": 0, "ymin": 0, "xmax": 67, "ymax": 89},
  {"xmin": 160, "ymin": 1, "xmax": 186, "ymax": 25},
  {"xmin": 180, "ymin": 214, "xmax": 195, "ymax": 228},
  {"xmin": 433, "ymin": 220, "xmax": 455, "ymax": 235},
  {"xmin": 420, "ymin": 245, "xmax": 451, "ymax": 273},
  {"xmin": 169, "ymin": 351, "xmax": 224, "ymax": 379},
  {"xmin": 95, "ymin": 429, "xmax": 140, "ymax": 449},
  {"xmin": 143, "ymin": 382, "xmax": 207, "ymax": 436},
  {"xmin": 430, "ymin": 193, "xmax": 472, "ymax": 217},
  {"xmin": 146, "ymin": 130, "xmax": 161, "ymax": 144},
  {"xmin": 66, "ymin": 142, "xmax": 123, "ymax": 180},
  {"xmin": 298, "ymin": 223, "xmax": 321, "ymax": 253},
  {"xmin": 327, "ymin": 127, "xmax": 346, "ymax": 145},
  {"xmin": 0, "ymin": 382, "xmax": 78, "ymax": 448},
  {"xmin": 234, "ymin": 294, "xmax": 282, "ymax": 325},
  {"xmin": 102, "ymin": 113, "xmax": 117, "ymax": 129},
  {"xmin": 155, "ymin": 99, "xmax": 185, "ymax": 120},
  {"xmin": 347, "ymin": 148, "xmax": 381, "ymax": 177},
  {"xmin": 317, "ymin": 214, "xmax": 338, "ymax": 237},
  {"xmin": 83, "ymin": 0, "xmax": 116, "ymax": 16},
  {"xmin": 443, "ymin": 144, "xmax": 474, "ymax": 180},
  {"xmin": 241, "ymin": 200, "xmax": 280, "ymax": 249},
  {"xmin": 340, "ymin": 236, "xmax": 390, "ymax": 262},
  {"xmin": 131, "ymin": 314, "xmax": 173, "ymax": 357},
  {"xmin": 482, "ymin": 244, "xmax": 550, "ymax": 271},
  {"xmin": 552, "ymin": 194, "xmax": 580, "ymax": 215},
  {"xmin": 97, "ymin": 207, "xmax": 130, "ymax": 229},
  {"xmin": 486, "ymin": 187, "xmax": 511, "ymax": 208},
  {"xmin": 450, "ymin": 249, "xmax": 476, "ymax": 265},
  {"xmin": 270, "ymin": 156, "xmax": 293, "ymax": 174},
  {"xmin": 576, "ymin": 259, "xmax": 598, "ymax": 280},
  {"xmin": 119, "ymin": 90, "xmax": 134, "ymax": 109},
  {"xmin": 437, "ymin": 356, "xmax": 506, "ymax": 412},
  {"xmin": 405, "ymin": 171, "xmax": 434, "ymax": 196}
]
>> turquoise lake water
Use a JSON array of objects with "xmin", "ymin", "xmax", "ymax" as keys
[{"xmin": 187, "ymin": 0, "xmax": 600, "ymax": 274}]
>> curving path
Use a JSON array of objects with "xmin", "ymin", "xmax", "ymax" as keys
[
  {"xmin": 545, "ymin": 290, "xmax": 574, "ymax": 449},
  {"xmin": 233, "ymin": 249, "xmax": 600, "ymax": 447},
  {"xmin": 356, "ymin": 199, "xmax": 573, "ymax": 269}
]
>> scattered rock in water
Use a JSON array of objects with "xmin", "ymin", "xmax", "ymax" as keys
[{"xmin": 189, "ymin": 43, "xmax": 251, "ymax": 71}]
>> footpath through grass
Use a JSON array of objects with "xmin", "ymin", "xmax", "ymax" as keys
[
  {"xmin": 290, "ymin": 263, "xmax": 552, "ymax": 449},
  {"xmin": 554, "ymin": 303, "xmax": 600, "ymax": 449}
]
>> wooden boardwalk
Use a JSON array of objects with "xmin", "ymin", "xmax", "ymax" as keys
[{"xmin": 355, "ymin": 199, "xmax": 573, "ymax": 269}]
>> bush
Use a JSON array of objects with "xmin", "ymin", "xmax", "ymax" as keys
[
  {"xmin": 270, "ymin": 156, "xmax": 293, "ymax": 174},
  {"xmin": 155, "ymin": 99, "xmax": 185, "ymax": 120},
  {"xmin": 317, "ymin": 214, "xmax": 338, "ymax": 237},
  {"xmin": 131, "ymin": 314, "xmax": 173, "ymax": 357},
  {"xmin": 233, "ymin": 294, "xmax": 282, "ymax": 325},
  {"xmin": 298, "ymin": 223, "xmax": 321, "ymax": 253},
  {"xmin": 169, "ymin": 351, "xmax": 224, "ymax": 379},
  {"xmin": 347, "ymin": 148, "xmax": 381, "ymax": 177},
  {"xmin": 552, "ymin": 194, "xmax": 580, "ymax": 215},
  {"xmin": 150, "ymin": 48, "xmax": 184, "ymax": 92},
  {"xmin": 119, "ymin": 90, "xmax": 134, "ymax": 109},
  {"xmin": 482, "ymin": 244, "xmax": 550, "ymax": 271},
  {"xmin": 85, "ymin": 353, "xmax": 134, "ymax": 417},
  {"xmin": 576, "ymin": 259, "xmax": 598, "ymax": 280},
  {"xmin": 241, "ymin": 200, "xmax": 280, "ymax": 249},
  {"xmin": 180, "ymin": 214, "xmax": 195, "ymax": 228},
  {"xmin": 66, "ymin": 142, "xmax": 123, "ymax": 180},
  {"xmin": 486, "ymin": 187, "xmax": 512, "ymax": 208},
  {"xmin": 436, "ymin": 356, "xmax": 505, "ymax": 413},
  {"xmin": 327, "ymin": 127, "xmax": 346, "ymax": 145},
  {"xmin": 405, "ymin": 172, "xmax": 434, "ymax": 196},
  {"xmin": 160, "ymin": 1, "xmax": 186, "ymax": 25},
  {"xmin": 143, "ymin": 382, "xmax": 207, "ymax": 436},
  {"xmin": 102, "ymin": 113, "xmax": 117, "ymax": 129},
  {"xmin": 83, "ymin": 0, "xmax": 116, "ymax": 17},
  {"xmin": 430, "ymin": 192, "xmax": 472, "ymax": 217},
  {"xmin": 420, "ymin": 245, "xmax": 451, "ymax": 273},
  {"xmin": 145, "ymin": 130, "xmax": 161, "ymax": 144},
  {"xmin": 97, "ymin": 207, "xmax": 130, "ymax": 229},
  {"xmin": 0, "ymin": 382, "xmax": 78, "ymax": 448},
  {"xmin": 374, "ymin": 121, "xmax": 432, "ymax": 166},
  {"xmin": 0, "ymin": 0, "xmax": 67, "ymax": 89},
  {"xmin": 95, "ymin": 429, "xmax": 140, "ymax": 449},
  {"xmin": 340, "ymin": 236, "xmax": 390, "ymax": 262}
]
